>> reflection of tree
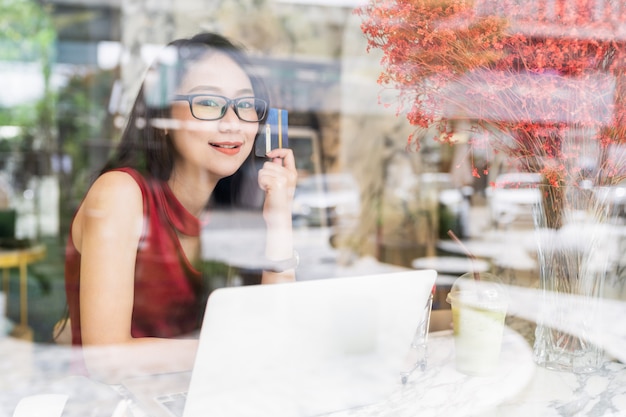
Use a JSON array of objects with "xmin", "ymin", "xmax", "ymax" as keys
[
  {"xmin": 0, "ymin": 0, "xmax": 56, "ymax": 188},
  {"xmin": 356, "ymin": 0, "xmax": 626, "ymax": 187},
  {"xmin": 56, "ymin": 69, "xmax": 119, "ymax": 235}
]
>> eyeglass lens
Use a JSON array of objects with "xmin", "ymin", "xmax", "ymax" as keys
[{"xmin": 191, "ymin": 95, "xmax": 266, "ymax": 122}]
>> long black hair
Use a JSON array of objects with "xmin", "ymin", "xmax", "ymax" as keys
[{"xmin": 101, "ymin": 32, "xmax": 270, "ymax": 191}]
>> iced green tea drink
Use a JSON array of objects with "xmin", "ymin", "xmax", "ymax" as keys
[{"xmin": 447, "ymin": 272, "xmax": 508, "ymax": 376}]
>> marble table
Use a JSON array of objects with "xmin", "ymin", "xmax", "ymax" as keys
[
  {"xmin": 327, "ymin": 318, "xmax": 626, "ymax": 417},
  {"xmin": 1, "ymin": 317, "xmax": 625, "ymax": 417}
]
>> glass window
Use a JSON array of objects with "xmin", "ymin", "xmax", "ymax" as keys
[{"xmin": 1, "ymin": 1, "xmax": 625, "ymax": 415}]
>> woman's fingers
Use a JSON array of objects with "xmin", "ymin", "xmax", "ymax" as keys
[
  {"xmin": 258, "ymin": 149, "xmax": 297, "ymax": 227},
  {"xmin": 266, "ymin": 148, "xmax": 296, "ymax": 171},
  {"xmin": 259, "ymin": 149, "xmax": 297, "ymax": 192}
]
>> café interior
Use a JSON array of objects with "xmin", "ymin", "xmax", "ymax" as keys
[{"xmin": 1, "ymin": 0, "xmax": 626, "ymax": 416}]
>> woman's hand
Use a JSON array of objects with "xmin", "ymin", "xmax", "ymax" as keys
[
  {"xmin": 258, "ymin": 148, "xmax": 298, "ymax": 283},
  {"xmin": 258, "ymin": 148, "xmax": 298, "ymax": 227}
]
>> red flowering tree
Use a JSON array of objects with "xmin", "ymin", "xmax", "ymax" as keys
[{"xmin": 355, "ymin": 0, "xmax": 626, "ymax": 216}]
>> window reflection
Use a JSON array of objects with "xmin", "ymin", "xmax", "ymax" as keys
[
  {"xmin": 1, "ymin": 0, "xmax": 626, "ymax": 416},
  {"xmin": 0, "ymin": 0, "xmax": 624, "ymax": 341}
]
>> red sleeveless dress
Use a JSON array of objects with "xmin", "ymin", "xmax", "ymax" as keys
[{"xmin": 65, "ymin": 167, "xmax": 204, "ymax": 345}]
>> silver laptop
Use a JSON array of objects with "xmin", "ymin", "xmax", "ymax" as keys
[{"xmin": 122, "ymin": 269, "xmax": 437, "ymax": 417}]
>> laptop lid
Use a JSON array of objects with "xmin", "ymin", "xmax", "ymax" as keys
[{"xmin": 183, "ymin": 269, "xmax": 437, "ymax": 417}]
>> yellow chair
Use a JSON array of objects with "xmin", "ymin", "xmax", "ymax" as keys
[{"xmin": 0, "ymin": 244, "xmax": 47, "ymax": 340}]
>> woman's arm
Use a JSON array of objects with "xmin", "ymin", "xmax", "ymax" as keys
[
  {"xmin": 257, "ymin": 148, "xmax": 298, "ymax": 284},
  {"xmin": 72, "ymin": 171, "xmax": 197, "ymax": 382}
]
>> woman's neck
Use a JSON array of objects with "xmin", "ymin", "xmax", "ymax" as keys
[{"xmin": 167, "ymin": 171, "xmax": 217, "ymax": 218}]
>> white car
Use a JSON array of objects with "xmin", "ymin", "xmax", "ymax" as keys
[{"xmin": 486, "ymin": 172, "xmax": 542, "ymax": 229}]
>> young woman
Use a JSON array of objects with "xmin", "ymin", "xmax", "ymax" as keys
[{"xmin": 64, "ymin": 32, "xmax": 297, "ymax": 379}]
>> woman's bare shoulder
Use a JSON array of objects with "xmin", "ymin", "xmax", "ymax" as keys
[
  {"xmin": 73, "ymin": 171, "xmax": 144, "ymax": 249},
  {"xmin": 86, "ymin": 170, "xmax": 143, "ymax": 203}
]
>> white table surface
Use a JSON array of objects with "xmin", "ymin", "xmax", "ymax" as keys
[
  {"xmin": 412, "ymin": 256, "xmax": 490, "ymax": 276},
  {"xmin": 1, "ymin": 314, "xmax": 625, "ymax": 417}
]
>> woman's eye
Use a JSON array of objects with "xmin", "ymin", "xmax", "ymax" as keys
[
  {"xmin": 193, "ymin": 96, "xmax": 225, "ymax": 108},
  {"xmin": 237, "ymin": 100, "xmax": 254, "ymax": 109},
  {"xmin": 197, "ymin": 99, "xmax": 220, "ymax": 107}
]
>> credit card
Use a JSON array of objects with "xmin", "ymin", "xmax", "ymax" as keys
[{"xmin": 255, "ymin": 108, "xmax": 288, "ymax": 157}]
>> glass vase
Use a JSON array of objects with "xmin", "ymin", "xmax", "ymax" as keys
[{"xmin": 532, "ymin": 185, "xmax": 618, "ymax": 373}]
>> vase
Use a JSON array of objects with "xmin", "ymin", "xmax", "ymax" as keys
[{"xmin": 532, "ymin": 185, "xmax": 618, "ymax": 373}]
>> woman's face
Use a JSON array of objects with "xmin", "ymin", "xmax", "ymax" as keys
[{"xmin": 169, "ymin": 51, "xmax": 259, "ymax": 184}]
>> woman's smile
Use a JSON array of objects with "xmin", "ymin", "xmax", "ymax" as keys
[{"xmin": 209, "ymin": 141, "xmax": 243, "ymax": 155}]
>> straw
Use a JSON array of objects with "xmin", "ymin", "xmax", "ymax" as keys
[{"xmin": 447, "ymin": 230, "xmax": 481, "ymax": 282}]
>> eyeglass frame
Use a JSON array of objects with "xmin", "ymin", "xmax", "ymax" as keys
[{"xmin": 172, "ymin": 94, "xmax": 268, "ymax": 122}]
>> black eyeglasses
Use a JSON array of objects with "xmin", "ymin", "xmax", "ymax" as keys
[{"xmin": 173, "ymin": 94, "xmax": 268, "ymax": 122}]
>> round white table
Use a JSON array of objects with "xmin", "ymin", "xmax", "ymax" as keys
[
  {"xmin": 411, "ymin": 256, "xmax": 491, "ymax": 309},
  {"xmin": 411, "ymin": 256, "xmax": 490, "ymax": 276}
]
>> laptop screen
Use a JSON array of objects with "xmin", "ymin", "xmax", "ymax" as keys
[{"xmin": 183, "ymin": 270, "xmax": 437, "ymax": 417}]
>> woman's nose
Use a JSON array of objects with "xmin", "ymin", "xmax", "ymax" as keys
[{"xmin": 218, "ymin": 105, "xmax": 242, "ymax": 130}]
